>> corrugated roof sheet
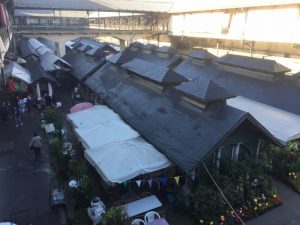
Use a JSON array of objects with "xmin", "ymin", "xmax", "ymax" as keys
[
  {"xmin": 175, "ymin": 77, "xmax": 236, "ymax": 102},
  {"xmin": 215, "ymin": 54, "xmax": 291, "ymax": 74},
  {"xmin": 122, "ymin": 58, "xmax": 187, "ymax": 84}
]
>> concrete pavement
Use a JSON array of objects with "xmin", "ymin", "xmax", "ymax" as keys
[{"xmin": 0, "ymin": 110, "xmax": 66, "ymax": 225}]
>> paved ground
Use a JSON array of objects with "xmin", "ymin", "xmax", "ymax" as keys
[
  {"xmin": 0, "ymin": 109, "xmax": 66, "ymax": 225},
  {"xmin": 247, "ymin": 178, "xmax": 300, "ymax": 225}
]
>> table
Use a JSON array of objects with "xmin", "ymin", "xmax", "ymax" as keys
[
  {"xmin": 147, "ymin": 218, "xmax": 169, "ymax": 225},
  {"xmin": 123, "ymin": 195, "xmax": 162, "ymax": 217}
]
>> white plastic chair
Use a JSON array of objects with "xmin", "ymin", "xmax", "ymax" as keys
[
  {"xmin": 144, "ymin": 211, "xmax": 160, "ymax": 224},
  {"xmin": 132, "ymin": 218, "xmax": 146, "ymax": 225}
]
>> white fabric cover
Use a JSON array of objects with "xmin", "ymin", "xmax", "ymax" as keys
[
  {"xmin": 84, "ymin": 138, "xmax": 170, "ymax": 183},
  {"xmin": 4, "ymin": 62, "xmax": 32, "ymax": 84},
  {"xmin": 228, "ymin": 96, "xmax": 300, "ymax": 143},
  {"xmin": 67, "ymin": 105, "xmax": 120, "ymax": 128},
  {"xmin": 75, "ymin": 120, "xmax": 139, "ymax": 149}
]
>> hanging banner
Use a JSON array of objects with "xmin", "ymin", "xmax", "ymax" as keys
[
  {"xmin": 174, "ymin": 176, "xmax": 180, "ymax": 185},
  {"xmin": 136, "ymin": 180, "xmax": 142, "ymax": 188}
]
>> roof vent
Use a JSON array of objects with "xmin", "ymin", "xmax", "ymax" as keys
[
  {"xmin": 215, "ymin": 54, "xmax": 291, "ymax": 81},
  {"xmin": 175, "ymin": 77, "xmax": 235, "ymax": 109},
  {"xmin": 122, "ymin": 58, "xmax": 187, "ymax": 85}
]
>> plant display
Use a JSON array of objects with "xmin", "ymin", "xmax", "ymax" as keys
[
  {"xmin": 192, "ymin": 161, "xmax": 281, "ymax": 225},
  {"xmin": 102, "ymin": 206, "xmax": 131, "ymax": 225},
  {"xmin": 44, "ymin": 106, "xmax": 63, "ymax": 131},
  {"xmin": 265, "ymin": 141, "xmax": 300, "ymax": 193}
]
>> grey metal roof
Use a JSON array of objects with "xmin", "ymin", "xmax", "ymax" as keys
[
  {"xmin": 40, "ymin": 52, "xmax": 72, "ymax": 72},
  {"xmin": 293, "ymin": 72, "xmax": 300, "ymax": 78},
  {"xmin": 84, "ymin": 62, "xmax": 278, "ymax": 172},
  {"xmin": 122, "ymin": 58, "xmax": 187, "ymax": 84},
  {"xmin": 19, "ymin": 40, "xmax": 38, "ymax": 58},
  {"xmin": 14, "ymin": 0, "xmax": 112, "ymax": 11},
  {"xmin": 156, "ymin": 46, "xmax": 176, "ymax": 54},
  {"xmin": 189, "ymin": 50, "xmax": 217, "ymax": 61},
  {"xmin": 215, "ymin": 54, "xmax": 291, "ymax": 74},
  {"xmin": 37, "ymin": 37, "xmax": 56, "ymax": 52},
  {"xmin": 174, "ymin": 58, "xmax": 300, "ymax": 115},
  {"xmin": 25, "ymin": 56, "xmax": 58, "ymax": 84},
  {"xmin": 14, "ymin": 0, "xmax": 300, "ymax": 13},
  {"xmin": 143, "ymin": 43, "xmax": 158, "ymax": 50},
  {"xmin": 175, "ymin": 77, "xmax": 236, "ymax": 102},
  {"xmin": 63, "ymin": 51, "xmax": 106, "ymax": 81}
]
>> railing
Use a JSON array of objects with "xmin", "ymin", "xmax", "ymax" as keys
[{"xmin": 13, "ymin": 24, "xmax": 167, "ymax": 34}]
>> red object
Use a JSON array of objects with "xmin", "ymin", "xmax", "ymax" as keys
[
  {"xmin": 70, "ymin": 102, "xmax": 94, "ymax": 113},
  {"xmin": 8, "ymin": 79, "xmax": 16, "ymax": 92}
]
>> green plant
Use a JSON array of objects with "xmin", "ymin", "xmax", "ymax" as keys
[
  {"xmin": 44, "ymin": 106, "xmax": 63, "ymax": 131},
  {"xmin": 49, "ymin": 138, "xmax": 70, "ymax": 178},
  {"xmin": 102, "ymin": 206, "xmax": 131, "ymax": 225}
]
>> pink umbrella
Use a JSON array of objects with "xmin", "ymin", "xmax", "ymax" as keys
[{"xmin": 70, "ymin": 102, "xmax": 94, "ymax": 113}]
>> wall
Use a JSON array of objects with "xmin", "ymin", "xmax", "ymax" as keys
[{"xmin": 168, "ymin": 5, "xmax": 300, "ymax": 45}]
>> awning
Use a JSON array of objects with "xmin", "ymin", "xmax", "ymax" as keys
[
  {"xmin": 4, "ymin": 62, "xmax": 32, "ymax": 84},
  {"xmin": 67, "ymin": 105, "xmax": 121, "ymax": 128},
  {"xmin": 68, "ymin": 105, "xmax": 170, "ymax": 183},
  {"xmin": 228, "ymin": 96, "xmax": 300, "ymax": 143},
  {"xmin": 74, "ymin": 121, "xmax": 139, "ymax": 149},
  {"xmin": 84, "ymin": 137, "xmax": 170, "ymax": 183}
]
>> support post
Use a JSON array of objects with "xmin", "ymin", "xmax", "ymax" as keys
[{"xmin": 119, "ymin": 39, "xmax": 126, "ymax": 51}]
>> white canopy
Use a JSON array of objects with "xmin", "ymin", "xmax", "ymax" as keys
[
  {"xmin": 4, "ymin": 62, "xmax": 32, "ymax": 84},
  {"xmin": 75, "ymin": 120, "xmax": 139, "ymax": 149},
  {"xmin": 68, "ymin": 105, "xmax": 171, "ymax": 183},
  {"xmin": 84, "ymin": 137, "xmax": 170, "ymax": 183},
  {"xmin": 228, "ymin": 96, "xmax": 300, "ymax": 143},
  {"xmin": 67, "ymin": 105, "xmax": 120, "ymax": 128}
]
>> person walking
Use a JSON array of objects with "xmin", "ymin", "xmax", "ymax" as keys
[
  {"xmin": 29, "ymin": 133, "xmax": 43, "ymax": 159},
  {"xmin": 14, "ymin": 106, "xmax": 22, "ymax": 127}
]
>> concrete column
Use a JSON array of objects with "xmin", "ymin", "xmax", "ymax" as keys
[
  {"xmin": 48, "ymin": 82, "xmax": 53, "ymax": 97},
  {"xmin": 36, "ymin": 82, "xmax": 41, "ymax": 100},
  {"xmin": 119, "ymin": 39, "xmax": 126, "ymax": 51},
  {"xmin": 55, "ymin": 41, "xmax": 65, "ymax": 57}
]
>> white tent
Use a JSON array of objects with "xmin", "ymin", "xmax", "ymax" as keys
[
  {"xmin": 4, "ymin": 62, "xmax": 32, "ymax": 84},
  {"xmin": 67, "ymin": 105, "xmax": 120, "ymax": 128},
  {"xmin": 228, "ymin": 96, "xmax": 300, "ymax": 143},
  {"xmin": 68, "ymin": 105, "xmax": 171, "ymax": 183},
  {"xmin": 84, "ymin": 137, "xmax": 171, "ymax": 183},
  {"xmin": 75, "ymin": 120, "xmax": 139, "ymax": 149}
]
